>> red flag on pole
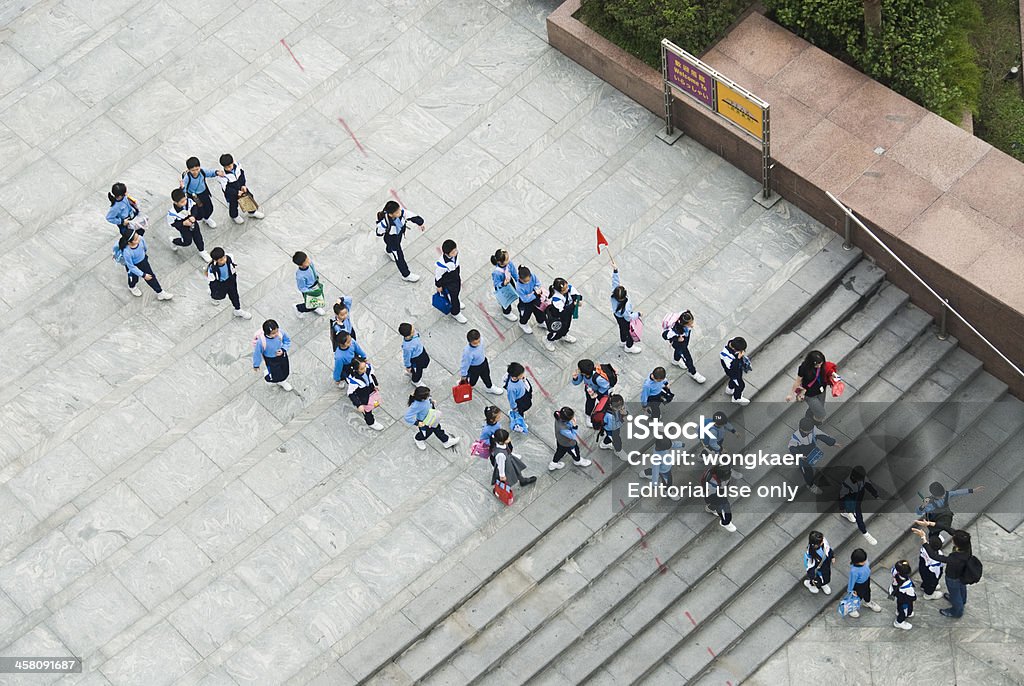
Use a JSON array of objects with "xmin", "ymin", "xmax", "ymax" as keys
[{"xmin": 596, "ymin": 227, "xmax": 609, "ymax": 254}]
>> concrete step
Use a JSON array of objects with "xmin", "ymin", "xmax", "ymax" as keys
[
  {"xmin": 448, "ymin": 311, "xmax": 942, "ymax": 683},
  {"xmin": 512, "ymin": 329, "xmax": 961, "ymax": 685},
  {"xmin": 687, "ymin": 388, "xmax": 1024, "ymax": 686},
  {"xmin": 357, "ymin": 255, "xmax": 874, "ymax": 684}
]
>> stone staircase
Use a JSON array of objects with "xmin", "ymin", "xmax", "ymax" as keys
[{"xmin": 335, "ymin": 245, "xmax": 1023, "ymax": 685}]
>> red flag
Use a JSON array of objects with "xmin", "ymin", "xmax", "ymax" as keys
[{"xmin": 596, "ymin": 227, "xmax": 609, "ymax": 254}]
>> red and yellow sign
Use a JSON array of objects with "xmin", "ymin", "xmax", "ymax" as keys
[{"xmin": 715, "ymin": 81, "xmax": 764, "ymax": 140}]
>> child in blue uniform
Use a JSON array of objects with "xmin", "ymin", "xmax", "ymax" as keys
[
  {"xmin": 253, "ymin": 319, "xmax": 292, "ymax": 392},
  {"xmin": 331, "ymin": 296, "xmax": 356, "ymax": 349},
  {"xmin": 404, "ymin": 386, "xmax": 460, "ymax": 451},
  {"xmin": 663, "ymin": 310, "xmax": 705, "ymax": 382},
  {"xmin": 571, "ymin": 358, "xmax": 613, "ymax": 418},
  {"xmin": 116, "ymin": 231, "xmax": 173, "ymax": 301},
  {"xmin": 845, "ymin": 548, "xmax": 882, "ymax": 617},
  {"xmin": 376, "ymin": 200, "xmax": 423, "ymax": 282},
  {"xmin": 166, "ymin": 188, "xmax": 210, "ymax": 262},
  {"xmin": 803, "ymin": 530, "xmax": 835, "ymax": 594},
  {"xmin": 217, "ymin": 153, "xmax": 265, "ymax": 224},
  {"xmin": 543, "ymin": 277, "xmax": 581, "ymax": 351},
  {"xmin": 640, "ymin": 367, "xmax": 674, "ymax": 420},
  {"xmin": 292, "ymin": 251, "xmax": 325, "ymax": 316},
  {"xmin": 460, "ymin": 330, "xmax": 504, "ymax": 396},
  {"xmin": 399, "ymin": 323, "xmax": 430, "ymax": 384},
  {"xmin": 332, "ymin": 331, "xmax": 368, "ymax": 386},
  {"xmin": 610, "ymin": 261, "xmax": 641, "ymax": 353},
  {"xmin": 889, "ymin": 559, "xmax": 916, "ymax": 630},
  {"xmin": 435, "ymin": 239, "xmax": 467, "ymax": 323},
  {"xmin": 106, "ymin": 182, "xmax": 145, "ymax": 237},
  {"xmin": 347, "ymin": 357, "xmax": 383, "ymax": 431},
  {"xmin": 515, "ymin": 265, "xmax": 545, "ymax": 335},
  {"xmin": 491, "ymin": 429, "xmax": 536, "ymax": 488},
  {"xmin": 550, "ymin": 407, "xmax": 591, "ymax": 471},
  {"xmin": 503, "ymin": 362, "xmax": 534, "ymax": 433},
  {"xmin": 180, "ymin": 156, "xmax": 220, "ymax": 227},
  {"xmin": 490, "ymin": 249, "xmax": 518, "ymax": 321},
  {"xmin": 206, "ymin": 247, "xmax": 251, "ymax": 319},
  {"xmin": 599, "ymin": 394, "xmax": 626, "ymax": 458},
  {"xmin": 720, "ymin": 336, "xmax": 751, "ymax": 405}
]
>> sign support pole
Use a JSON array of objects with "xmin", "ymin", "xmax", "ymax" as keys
[
  {"xmin": 657, "ymin": 41, "xmax": 683, "ymax": 145},
  {"xmin": 754, "ymin": 103, "xmax": 781, "ymax": 207}
]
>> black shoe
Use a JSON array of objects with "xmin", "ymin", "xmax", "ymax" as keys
[
  {"xmin": 943, "ymin": 593, "xmax": 951, "ymax": 601},
  {"xmin": 939, "ymin": 608, "xmax": 957, "ymax": 618},
  {"xmin": 519, "ymin": 476, "xmax": 537, "ymax": 486}
]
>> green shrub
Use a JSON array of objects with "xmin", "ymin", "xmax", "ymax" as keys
[
  {"xmin": 977, "ymin": 85, "xmax": 1024, "ymax": 162},
  {"xmin": 578, "ymin": 0, "xmax": 752, "ymax": 68},
  {"xmin": 765, "ymin": 0, "xmax": 982, "ymax": 121}
]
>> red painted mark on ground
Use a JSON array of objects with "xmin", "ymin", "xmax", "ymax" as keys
[
  {"xmin": 707, "ymin": 647, "xmax": 716, "ymax": 658},
  {"xmin": 685, "ymin": 611, "xmax": 697, "ymax": 627},
  {"xmin": 636, "ymin": 527, "xmax": 648, "ymax": 548},
  {"xmin": 656, "ymin": 557, "xmax": 668, "ymax": 574},
  {"xmin": 279, "ymin": 38, "xmax": 304, "ymax": 71},
  {"xmin": 726, "ymin": 681, "xmax": 733, "ymax": 686},
  {"xmin": 389, "ymin": 188, "xmax": 405, "ymax": 207},
  {"xmin": 524, "ymin": 365, "xmax": 551, "ymax": 400},
  {"xmin": 619, "ymin": 498, "xmax": 627, "ymax": 510},
  {"xmin": 337, "ymin": 117, "xmax": 367, "ymax": 157},
  {"xmin": 593, "ymin": 459, "xmax": 605, "ymax": 475},
  {"xmin": 577, "ymin": 435, "xmax": 591, "ymax": 450},
  {"xmin": 475, "ymin": 301, "xmax": 506, "ymax": 342}
]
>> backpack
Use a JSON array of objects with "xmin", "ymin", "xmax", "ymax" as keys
[
  {"xmin": 589, "ymin": 395, "xmax": 609, "ymax": 429},
  {"xmin": 662, "ymin": 312, "xmax": 682, "ymax": 331},
  {"xmin": 960, "ymin": 556, "xmax": 983, "ymax": 585},
  {"xmin": 545, "ymin": 302, "xmax": 564, "ymax": 331},
  {"xmin": 596, "ymin": 363, "xmax": 618, "ymax": 388},
  {"xmin": 111, "ymin": 244, "xmax": 126, "ymax": 265}
]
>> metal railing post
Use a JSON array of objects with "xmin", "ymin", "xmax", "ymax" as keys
[
  {"xmin": 937, "ymin": 299, "xmax": 950, "ymax": 340},
  {"xmin": 843, "ymin": 215, "xmax": 852, "ymax": 250}
]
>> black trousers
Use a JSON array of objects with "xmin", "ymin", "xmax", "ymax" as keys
[
  {"xmin": 384, "ymin": 232, "xmax": 410, "ymax": 277},
  {"xmin": 721, "ymin": 361, "xmax": 745, "ymax": 399},
  {"xmin": 466, "ymin": 360, "xmax": 493, "ymax": 387},
  {"xmin": 546, "ymin": 307, "xmax": 573, "ymax": 341},
  {"xmin": 349, "ymin": 386, "xmax": 376, "ymax": 425},
  {"xmin": 672, "ymin": 338, "xmax": 695, "ymax": 374},
  {"xmin": 601, "ymin": 428, "xmax": 622, "ymax": 451},
  {"xmin": 645, "ymin": 389, "xmax": 674, "ymax": 419},
  {"xmin": 410, "ymin": 350, "xmax": 430, "ymax": 383},
  {"xmin": 706, "ymin": 494, "xmax": 732, "ymax": 525},
  {"xmin": 514, "ymin": 393, "xmax": 533, "ymax": 416},
  {"xmin": 518, "ymin": 299, "xmax": 544, "ymax": 325},
  {"xmin": 173, "ymin": 223, "xmax": 205, "ymax": 251},
  {"xmin": 895, "ymin": 592, "xmax": 914, "ymax": 622},
  {"xmin": 190, "ymin": 189, "xmax": 214, "ymax": 221},
  {"xmin": 126, "ymin": 258, "xmax": 162, "ymax": 292},
  {"xmin": 210, "ymin": 274, "xmax": 241, "ymax": 309},
  {"xmin": 616, "ymin": 316, "xmax": 634, "ymax": 347},
  {"xmin": 441, "ymin": 280, "xmax": 462, "ymax": 316},
  {"xmin": 919, "ymin": 564, "xmax": 941, "ymax": 595},
  {"xmin": 416, "ymin": 424, "xmax": 450, "ymax": 443},
  {"xmin": 264, "ymin": 352, "xmax": 290, "ymax": 383},
  {"xmin": 553, "ymin": 444, "xmax": 580, "ymax": 463},
  {"xmin": 806, "ymin": 557, "xmax": 832, "ymax": 587},
  {"xmin": 852, "ymin": 579, "xmax": 872, "ymax": 603}
]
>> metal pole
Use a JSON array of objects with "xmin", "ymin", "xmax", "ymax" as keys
[
  {"xmin": 937, "ymin": 299, "xmax": 950, "ymax": 340},
  {"xmin": 762, "ymin": 105, "xmax": 771, "ymax": 200},
  {"xmin": 661, "ymin": 42, "xmax": 674, "ymax": 136},
  {"xmin": 843, "ymin": 215, "xmax": 852, "ymax": 250}
]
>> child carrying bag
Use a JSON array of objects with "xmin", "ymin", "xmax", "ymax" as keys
[
  {"xmin": 452, "ymin": 382, "xmax": 473, "ymax": 404},
  {"xmin": 494, "ymin": 480, "xmax": 514, "ymax": 506},
  {"xmin": 838, "ymin": 592, "xmax": 861, "ymax": 617},
  {"xmin": 470, "ymin": 439, "xmax": 490, "ymax": 459},
  {"xmin": 303, "ymin": 264, "xmax": 325, "ymax": 310},
  {"xmin": 238, "ymin": 191, "xmax": 259, "ymax": 214},
  {"xmin": 495, "ymin": 283, "xmax": 518, "ymax": 309},
  {"xmin": 629, "ymin": 316, "xmax": 643, "ymax": 342},
  {"xmin": 432, "ymin": 291, "xmax": 452, "ymax": 315},
  {"xmin": 509, "ymin": 410, "xmax": 528, "ymax": 434},
  {"xmin": 359, "ymin": 389, "xmax": 382, "ymax": 414}
]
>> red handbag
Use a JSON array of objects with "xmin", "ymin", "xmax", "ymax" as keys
[
  {"xmin": 494, "ymin": 480, "xmax": 514, "ymax": 505},
  {"xmin": 452, "ymin": 382, "xmax": 473, "ymax": 404}
]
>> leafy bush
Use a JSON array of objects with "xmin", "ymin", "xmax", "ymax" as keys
[
  {"xmin": 977, "ymin": 85, "xmax": 1024, "ymax": 161},
  {"xmin": 578, "ymin": 0, "xmax": 753, "ymax": 68},
  {"xmin": 765, "ymin": 0, "xmax": 982, "ymax": 121}
]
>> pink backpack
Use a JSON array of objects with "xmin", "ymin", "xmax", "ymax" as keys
[{"xmin": 662, "ymin": 312, "xmax": 682, "ymax": 331}]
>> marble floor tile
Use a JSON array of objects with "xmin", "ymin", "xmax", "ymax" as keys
[
  {"xmin": 134, "ymin": 351, "xmax": 229, "ymax": 428},
  {"xmin": 522, "ymin": 132, "xmax": 609, "ymax": 202},
  {"xmin": 172, "ymin": 0, "xmax": 241, "ymax": 25},
  {"xmin": 47, "ymin": 575, "xmax": 146, "ymax": 658},
  {"xmin": 255, "ymin": 186, "xmax": 347, "ymax": 253},
  {"xmin": 108, "ymin": 77, "xmax": 192, "ymax": 143},
  {"xmin": 685, "ymin": 242, "xmax": 774, "ymax": 315},
  {"xmin": 0, "ymin": 315, "xmax": 61, "ymax": 388},
  {"xmin": 466, "ymin": 18, "xmax": 549, "ymax": 86},
  {"xmin": 156, "ymin": 35, "xmax": 250, "ymax": 103},
  {"xmin": 260, "ymin": 106, "xmax": 351, "ymax": 177},
  {"xmin": 288, "ymin": 568, "xmax": 384, "ymax": 647},
  {"xmin": 0, "ymin": 122, "xmax": 35, "ymax": 185},
  {"xmin": 351, "ymin": 520, "xmax": 445, "ymax": 595},
  {"xmin": 5, "ymin": 1, "xmax": 94, "ymax": 69},
  {"xmin": 310, "ymin": 150, "xmax": 399, "ymax": 215},
  {"xmin": 574, "ymin": 168, "xmax": 664, "ymax": 231},
  {"xmin": 417, "ymin": 63, "xmax": 502, "ymax": 129},
  {"xmin": 76, "ymin": 314, "xmax": 176, "ymax": 388},
  {"xmin": 366, "ymin": 27, "xmax": 449, "ymax": 94},
  {"xmin": 0, "ymin": 530, "xmax": 94, "ymax": 614},
  {"xmin": 640, "ymin": 203, "xmax": 721, "ymax": 267},
  {"xmin": 57, "ymin": 43, "xmax": 145, "ymax": 108},
  {"xmin": 677, "ymin": 157, "xmax": 762, "ymax": 230},
  {"xmin": 573, "ymin": 87, "xmax": 658, "ymax": 157},
  {"xmin": 524, "ymin": 210, "xmax": 600, "ymax": 278},
  {"xmin": 418, "ymin": 0, "xmax": 500, "ymax": 51},
  {"xmin": 0, "ymin": 591, "xmax": 25, "ymax": 645},
  {"xmin": 0, "ymin": 626, "xmax": 70, "ymax": 686},
  {"xmin": 0, "ymin": 156, "xmax": 83, "ymax": 229},
  {"xmin": 63, "ymin": 482, "xmax": 158, "ymax": 565},
  {"xmin": 296, "ymin": 477, "xmax": 391, "ymax": 557},
  {"xmin": 178, "ymin": 479, "xmax": 275, "ymax": 559},
  {"xmin": 734, "ymin": 201, "xmax": 824, "ymax": 270},
  {"xmin": 273, "ymin": 0, "xmax": 337, "ymax": 23},
  {"xmin": 622, "ymin": 135, "xmax": 714, "ymax": 192},
  {"xmin": 233, "ymin": 524, "xmax": 329, "ymax": 605},
  {"xmin": 63, "ymin": 0, "xmax": 139, "ymax": 30},
  {"xmin": 318, "ymin": 0, "xmax": 404, "ymax": 60},
  {"xmin": 472, "ymin": 173, "xmax": 560, "ymax": 241},
  {"xmin": 418, "ymin": 139, "xmax": 504, "ymax": 207},
  {"xmin": 39, "ymin": 205, "xmax": 125, "ymax": 266},
  {"xmin": 314, "ymin": 65, "xmax": 401, "ymax": 133},
  {"xmin": 241, "ymin": 433, "xmax": 337, "ymax": 513},
  {"xmin": 168, "ymin": 573, "xmax": 268, "ymax": 658},
  {"xmin": 468, "ymin": 95, "xmax": 554, "ymax": 165},
  {"xmin": 114, "ymin": 2, "xmax": 197, "ymax": 68},
  {"xmin": 100, "ymin": 621, "xmax": 201, "ymax": 686},
  {"xmin": 31, "ymin": 271, "xmax": 124, "ymax": 349},
  {"xmin": 0, "ymin": 44, "xmax": 39, "ymax": 99},
  {"xmin": 125, "ymin": 437, "xmax": 223, "ymax": 517},
  {"xmin": 155, "ymin": 114, "xmax": 249, "ymax": 175},
  {"xmin": 7, "ymin": 442, "xmax": 104, "ymax": 521},
  {"xmin": 211, "ymin": 0, "xmax": 300, "ymax": 62},
  {"xmin": 363, "ymin": 104, "xmax": 451, "ymax": 172},
  {"xmin": 412, "ymin": 472, "xmax": 500, "ymax": 551},
  {"xmin": 519, "ymin": 50, "xmax": 604, "ymax": 122},
  {"xmin": 0, "ymin": 485, "xmax": 40, "ymax": 550},
  {"xmin": 209, "ymin": 73, "xmax": 299, "ymax": 145},
  {"xmin": 224, "ymin": 615, "xmax": 321, "ymax": 685},
  {"xmin": 113, "ymin": 525, "xmax": 213, "ymax": 610},
  {"xmin": 189, "ymin": 390, "xmax": 284, "ymax": 469}
]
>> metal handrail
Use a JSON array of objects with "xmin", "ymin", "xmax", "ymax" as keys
[{"xmin": 825, "ymin": 190, "xmax": 1024, "ymax": 380}]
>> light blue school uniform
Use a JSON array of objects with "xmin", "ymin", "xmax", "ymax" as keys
[
  {"xmin": 333, "ymin": 341, "xmax": 368, "ymax": 382},
  {"xmin": 253, "ymin": 331, "xmax": 291, "ymax": 368}
]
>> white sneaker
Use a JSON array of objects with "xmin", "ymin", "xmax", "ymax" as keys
[
  {"xmin": 210, "ymin": 298, "xmax": 222, "ymax": 307},
  {"xmin": 278, "ymin": 380, "xmax": 293, "ymax": 391},
  {"xmin": 543, "ymin": 339, "xmax": 556, "ymax": 352},
  {"xmin": 502, "ymin": 311, "xmax": 518, "ymax": 321},
  {"xmin": 690, "ymin": 372, "xmax": 706, "ymax": 384},
  {"xmin": 402, "ymin": 273, "xmax": 420, "ymax": 282},
  {"xmin": 548, "ymin": 461, "xmax": 565, "ymax": 471},
  {"xmin": 821, "ymin": 584, "xmax": 832, "ymax": 595},
  {"xmin": 840, "ymin": 512, "xmax": 857, "ymax": 523},
  {"xmin": 724, "ymin": 388, "xmax": 734, "ymax": 396},
  {"xmin": 199, "ymin": 250, "xmax": 212, "ymax": 263},
  {"xmin": 129, "ymin": 286, "xmax": 143, "ymax": 297},
  {"xmin": 453, "ymin": 313, "xmax": 468, "ymax": 324},
  {"xmin": 169, "ymin": 235, "xmax": 179, "ymax": 251},
  {"xmin": 615, "ymin": 450, "xmax": 627, "ymax": 461},
  {"xmin": 731, "ymin": 397, "xmax": 750, "ymax": 405},
  {"xmin": 573, "ymin": 458, "xmax": 592, "ymax": 467},
  {"xmin": 250, "ymin": 210, "xmax": 265, "ymax": 219},
  {"xmin": 625, "ymin": 345, "xmax": 642, "ymax": 354},
  {"xmin": 561, "ymin": 334, "xmax": 577, "ymax": 343},
  {"xmin": 369, "ymin": 422, "xmax": 385, "ymax": 432},
  {"xmin": 923, "ymin": 591, "xmax": 944, "ymax": 600},
  {"xmin": 203, "ymin": 217, "xmax": 217, "ymax": 228},
  {"xmin": 803, "ymin": 580, "xmax": 819, "ymax": 594},
  {"xmin": 809, "ymin": 485, "xmax": 823, "ymax": 495},
  {"xmin": 848, "ymin": 610, "xmax": 860, "ymax": 618},
  {"xmin": 414, "ymin": 439, "xmax": 427, "ymax": 451},
  {"xmin": 674, "ymin": 359, "xmax": 688, "ymax": 369},
  {"xmin": 314, "ymin": 307, "xmax": 326, "ymax": 316},
  {"xmin": 598, "ymin": 440, "xmax": 613, "ymax": 450},
  {"xmin": 386, "ymin": 250, "xmax": 397, "ymax": 262},
  {"xmin": 865, "ymin": 601, "xmax": 882, "ymax": 612},
  {"xmin": 485, "ymin": 385, "xmax": 503, "ymax": 396},
  {"xmin": 233, "ymin": 215, "xmax": 245, "ymax": 225},
  {"xmin": 156, "ymin": 292, "xmax": 174, "ymax": 301},
  {"xmin": 234, "ymin": 309, "xmax": 252, "ymax": 319},
  {"xmin": 893, "ymin": 620, "xmax": 912, "ymax": 631},
  {"xmin": 441, "ymin": 436, "xmax": 461, "ymax": 449},
  {"xmin": 720, "ymin": 522, "xmax": 737, "ymax": 532},
  {"xmin": 520, "ymin": 324, "xmax": 533, "ymax": 335},
  {"xmin": 620, "ymin": 342, "xmax": 627, "ymax": 349},
  {"xmin": 863, "ymin": 532, "xmax": 877, "ymax": 545}
]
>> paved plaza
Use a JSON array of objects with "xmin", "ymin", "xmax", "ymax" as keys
[{"xmin": 0, "ymin": 0, "xmax": 1022, "ymax": 684}]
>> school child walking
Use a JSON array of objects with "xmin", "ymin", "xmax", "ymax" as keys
[
  {"xmin": 916, "ymin": 481, "xmax": 985, "ymax": 532},
  {"xmin": 839, "ymin": 465, "xmax": 879, "ymax": 545},
  {"xmin": 703, "ymin": 465, "xmax": 738, "ymax": 532},
  {"xmin": 640, "ymin": 366, "xmax": 674, "ymax": 420},
  {"xmin": 550, "ymin": 407, "xmax": 591, "ymax": 471},
  {"xmin": 347, "ymin": 358, "xmax": 384, "ymax": 431},
  {"xmin": 514, "ymin": 265, "xmax": 546, "ymax": 335},
  {"xmin": 115, "ymin": 231, "xmax": 174, "ymax": 300},
  {"xmin": 571, "ymin": 358, "xmax": 615, "ymax": 418},
  {"xmin": 504, "ymin": 362, "xmax": 534, "ymax": 433},
  {"xmin": 788, "ymin": 417, "xmax": 840, "ymax": 495},
  {"xmin": 292, "ymin": 251, "xmax": 326, "ymax": 316},
  {"xmin": 460, "ymin": 330, "xmax": 504, "ymax": 396},
  {"xmin": 376, "ymin": 200, "xmax": 424, "ymax": 282},
  {"xmin": 915, "ymin": 526, "xmax": 946, "ymax": 600},
  {"xmin": 844, "ymin": 548, "xmax": 883, "ymax": 617},
  {"xmin": 542, "ymin": 277, "xmax": 581, "ymax": 351},
  {"xmin": 649, "ymin": 437, "xmax": 683, "ymax": 499},
  {"xmin": 491, "ymin": 429, "xmax": 537, "ymax": 489},
  {"xmin": 912, "ymin": 521, "xmax": 977, "ymax": 618},
  {"xmin": 720, "ymin": 336, "xmax": 751, "ymax": 405},
  {"xmin": 332, "ymin": 331, "xmax": 368, "ymax": 386},
  {"xmin": 662, "ymin": 310, "xmax": 705, "ymax": 383},
  {"xmin": 609, "ymin": 260, "xmax": 642, "ymax": 354},
  {"xmin": 490, "ymin": 249, "xmax": 520, "ymax": 322},
  {"xmin": 330, "ymin": 296, "xmax": 356, "ymax": 348},
  {"xmin": 217, "ymin": 153, "xmax": 265, "ymax": 224},
  {"xmin": 434, "ymin": 239, "xmax": 468, "ymax": 323},
  {"xmin": 206, "ymin": 247, "xmax": 251, "ymax": 319},
  {"xmin": 399, "ymin": 323, "xmax": 430, "ymax": 384},
  {"xmin": 785, "ymin": 350, "xmax": 839, "ymax": 423},
  {"xmin": 888, "ymin": 559, "xmax": 916, "ymax": 629},
  {"xmin": 253, "ymin": 319, "xmax": 292, "ymax": 392},
  {"xmin": 106, "ymin": 183, "xmax": 146, "ymax": 237},
  {"xmin": 598, "ymin": 394, "xmax": 626, "ymax": 458},
  {"xmin": 167, "ymin": 188, "xmax": 211, "ymax": 262},
  {"xmin": 480, "ymin": 405, "xmax": 504, "ymax": 448},
  {"xmin": 803, "ymin": 530, "xmax": 834, "ymax": 594},
  {"xmin": 404, "ymin": 386, "xmax": 460, "ymax": 451},
  {"xmin": 701, "ymin": 411, "xmax": 736, "ymax": 455},
  {"xmin": 180, "ymin": 156, "xmax": 220, "ymax": 228}
]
